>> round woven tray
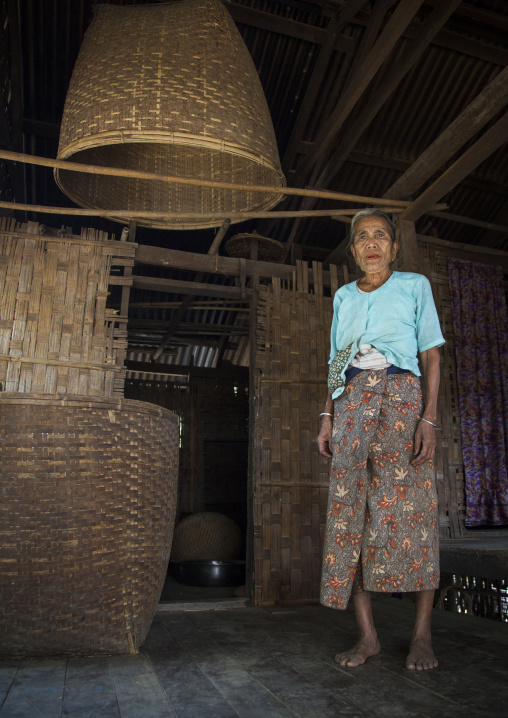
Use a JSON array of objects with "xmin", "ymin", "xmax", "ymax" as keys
[
  {"xmin": 55, "ymin": 0, "xmax": 285, "ymax": 229},
  {"xmin": 225, "ymin": 232, "xmax": 286, "ymax": 262},
  {"xmin": 0, "ymin": 393, "xmax": 180, "ymax": 657}
]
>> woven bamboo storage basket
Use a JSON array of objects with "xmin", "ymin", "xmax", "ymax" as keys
[
  {"xmin": 55, "ymin": 0, "xmax": 285, "ymax": 230},
  {"xmin": 0, "ymin": 394, "xmax": 179, "ymax": 657}
]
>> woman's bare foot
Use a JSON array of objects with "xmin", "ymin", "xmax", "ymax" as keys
[
  {"xmin": 406, "ymin": 638, "xmax": 438, "ymax": 670},
  {"xmin": 335, "ymin": 634, "xmax": 380, "ymax": 667}
]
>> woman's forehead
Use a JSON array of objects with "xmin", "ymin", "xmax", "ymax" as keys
[{"xmin": 354, "ymin": 216, "xmax": 391, "ymax": 234}]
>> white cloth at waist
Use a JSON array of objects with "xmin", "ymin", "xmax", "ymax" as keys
[{"xmin": 350, "ymin": 343, "xmax": 392, "ymax": 370}]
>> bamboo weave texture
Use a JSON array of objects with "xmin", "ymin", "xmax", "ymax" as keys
[
  {"xmin": 0, "ymin": 394, "xmax": 179, "ymax": 656},
  {"xmin": 56, "ymin": 0, "xmax": 285, "ymax": 229},
  {"xmin": 0, "ymin": 218, "xmax": 134, "ymax": 397},
  {"xmin": 252, "ymin": 262, "xmax": 342, "ymax": 605}
]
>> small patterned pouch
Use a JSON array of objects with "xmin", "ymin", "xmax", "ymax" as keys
[{"xmin": 327, "ymin": 342, "xmax": 353, "ymax": 394}]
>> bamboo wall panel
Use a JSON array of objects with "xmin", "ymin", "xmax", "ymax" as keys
[
  {"xmin": 0, "ymin": 217, "xmax": 134, "ymax": 396},
  {"xmin": 418, "ymin": 239, "xmax": 467, "ymax": 538},
  {"xmin": 252, "ymin": 262, "xmax": 340, "ymax": 605}
]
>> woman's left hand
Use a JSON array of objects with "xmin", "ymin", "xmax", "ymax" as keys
[{"xmin": 411, "ymin": 420, "xmax": 436, "ymax": 466}]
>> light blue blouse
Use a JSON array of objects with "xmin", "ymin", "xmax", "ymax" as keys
[{"xmin": 329, "ymin": 271, "xmax": 445, "ymax": 399}]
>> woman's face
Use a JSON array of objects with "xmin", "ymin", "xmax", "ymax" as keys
[{"xmin": 350, "ymin": 216, "xmax": 398, "ymax": 275}]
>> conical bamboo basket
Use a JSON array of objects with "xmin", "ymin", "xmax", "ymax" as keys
[{"xmin": 55, "ymin": 0, "xmax": 285, "ymax": 230}]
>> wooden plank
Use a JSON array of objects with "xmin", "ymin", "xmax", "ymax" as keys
[
  {"xmin": 384, "ymin": 66, "xmax": 508, "ymax": 201},
  {"xmin": 135, "ymin": 244, "xmax": 346, "ymax": 287},
  {"xmin": 401, "ymin": 111, "xmax": 508, "ymax": 222},
  {"xmin": 132, "ymin": 275, "xmax": 253, "ymax": 299},
  {"xmin": 315, "ymin": 0, "xmax": 462, "ymax": 188}
]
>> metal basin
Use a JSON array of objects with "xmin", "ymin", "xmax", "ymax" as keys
[{"xmin": 169, "ymin": 560, "xmax": 246, "ymax": 587}]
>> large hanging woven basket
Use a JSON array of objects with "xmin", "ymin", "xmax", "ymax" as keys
[{"xmin": 55, "ymin": 0, "xmax": 285, "ymax": 230}]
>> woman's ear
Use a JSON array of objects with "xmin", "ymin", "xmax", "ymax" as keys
[{"xmin": 391, "ymin": 241, "xmax": 399, "ymax": 261}]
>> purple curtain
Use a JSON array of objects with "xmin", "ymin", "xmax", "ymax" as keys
[{"xmin": 448, "ymin": 258, "xmax": 508, "ymax": 527}]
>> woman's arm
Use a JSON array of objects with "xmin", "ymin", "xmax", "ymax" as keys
[
  {"xmin": 411, "ymin": 345, "xmax": 440, "ymax": 466},
  {"xmin": 316, "ymin": 390, "xmax": 334, "ymax": 459}
]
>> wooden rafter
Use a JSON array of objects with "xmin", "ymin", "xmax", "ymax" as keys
[
  {"xmin": 314, "ymin": 0, "xmax": 462, "ymax": 189},
  {"xmin": 304, "ymin": 0, "xmax": 425, "ymax": 176},
  {"xmin": 400, "ymin": 111, "xmax": 508, "ymax": 222},
  {"xmin": 341, "ymin": 0, "xmax": 398, "ymax": 91},
  {"xmin": 384, "ymin": 65, "xmax": 508, "ymax": 201},
  {"xmin": 283, "ymin": 0, "xmax": 425, "ymax": 252}
]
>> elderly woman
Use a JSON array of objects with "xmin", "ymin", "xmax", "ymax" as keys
[{"xmin": 317, "ymin": 208, "xmax": 444, "ymax": 671}]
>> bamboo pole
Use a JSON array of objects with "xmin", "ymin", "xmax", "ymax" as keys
[
  {"xmin": 0, "ymin": 200, "xmax": 448, "ymax": 221},
  {"xmin": 0, "ymin": 149, "xmax": 447, "ymax": 210}
]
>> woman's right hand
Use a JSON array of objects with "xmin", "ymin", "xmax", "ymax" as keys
[{"xmin": 317, "ymin": 417, "xmax": 333, "ymax": 459}]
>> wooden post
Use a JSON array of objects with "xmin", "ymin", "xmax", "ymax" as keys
[{"xmin": 397, "ymin": 218, "xmax": 420, "ymax": 273}]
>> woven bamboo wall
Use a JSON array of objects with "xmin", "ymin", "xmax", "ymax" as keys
[
  {"xmin": 252, "ymin": 262, "xmax": 343, "ymax": 605},
  {"xmin": 418, "ymin": 239, "xmax": 467, "ymax": 538},
  {"xmin": 0, "ymin": 217, "xmax": 134, "ymax": 396}
]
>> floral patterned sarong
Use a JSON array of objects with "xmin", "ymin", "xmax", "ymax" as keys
[{"xmin": 320, "ymin": 369, "xmax": 440, "ymax": 610}]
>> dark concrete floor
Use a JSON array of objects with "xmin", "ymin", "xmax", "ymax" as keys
[{"xmin": 1, "ymin": 595, "xmax": 508, "ymax": 718}]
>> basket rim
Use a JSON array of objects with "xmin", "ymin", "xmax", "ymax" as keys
[
  {"xmin": 56, "ymin": 131, "xmax": 286, "ymax": 181},
  {"xmin": 0, "ymin": 391, "xmax": 180, "ymax": 421}
]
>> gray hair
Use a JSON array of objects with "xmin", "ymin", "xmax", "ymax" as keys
[{"xmin": 348, "ymin": 208, "xmax": 396, "ymax": 247}]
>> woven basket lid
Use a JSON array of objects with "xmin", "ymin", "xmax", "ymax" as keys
[
  {"xmin": 225, "ymin": 232, "xmax": 286, "ymax": 263},
  {"xmin": 55, "ymin": 0, "xmax": 285, "ymax": 230}
]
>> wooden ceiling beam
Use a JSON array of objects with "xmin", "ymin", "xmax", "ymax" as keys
[
  {"xmin": 384, "ymin": 65, "xmax": 508, "ymax": 200},
  {"xmin": 347, "ymin": 150, "xmax": 508, "ymax": 196},
  {"xmin": 314, "ymin": 0, "xmax": 462, "ymax": 189},
  {"xmin": 281, "ymin": 14, "xmax": 352, "ymax": 176},
  {"xmin": 282, "ymin": 0, "xmax": 425, "ymax": 252},
  {"xmin": 427, "ymin": 210, "xmax": 508, "ymax": 235},
  {"xmin": 341, "ymin": 0, "xmax": 398, "ymax": 92},
  {"xmin": 305, "ymin": 0, "xmax": 425, "ymax": 175},
  {"xmin": 400, "ymin": 111, "xmax": 508, "ymax": 222},
  {"xmin": 134, "ymin": 244, "xmax": 341, "ymax": 288},
  {"xmin": 131, "ymin": 276, "xmax": 253, "ymax": 300},
  {"xmin": 228, "ymin": 3, "xmax": 332, "ymax": 45},
  {"xmin": 349, "ymin": 9, "xmax": 508, "ymax": 65}
]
